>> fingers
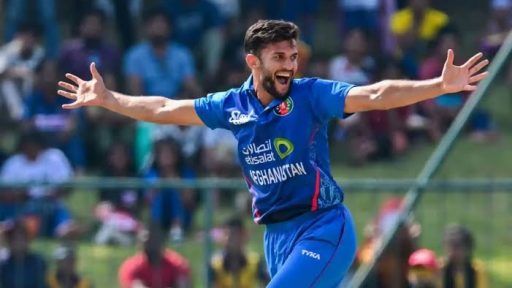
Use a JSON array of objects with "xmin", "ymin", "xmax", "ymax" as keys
[
  {"xmin": 469, "ymin": 71, "xmax": 489, "ymax": 83},
  {"xmin": 446, "ymin": 49, "xmax": 454, "ymax": 66},
  {"xmin": 57, "ymin": 89, "xmax": 78, "ymax": 100},
  {"xmin": 62, "ymin": 101, "xmax": 82, "ymax": 110},
  {"xmin": 90, "ymin": 62, "xmax": 103, "ymax": 80},
  {"xmin": 58, "ymin": 81, "xmax": 78, "ymax": 92},
  {"xmin": 65, "ymin": 73, "xmax": 84, "ymax": 85},
  {"xmin": 463, "ymin": 84, "xmax": 477, "ymax": 91},
  {"xmin": 462, "ymin": 52, "xmax": 483, "ymax": 68},
  {"xmin": 470, "ymin": 59, "xmax": 489, "ymax": 75}
]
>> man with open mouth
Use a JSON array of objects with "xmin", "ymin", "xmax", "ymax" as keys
[{"xmin": 58, "ymin": 19, "xmax": 488, "ymax": 288}]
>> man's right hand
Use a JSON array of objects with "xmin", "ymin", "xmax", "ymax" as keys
[{"xmin": 58, "ymin": 62, "xmax": 110, "ymax": 109}]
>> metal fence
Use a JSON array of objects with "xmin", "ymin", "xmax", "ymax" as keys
[{"xmin": 1, "ymin": 179, "xmax": 512, "ymax": 287}]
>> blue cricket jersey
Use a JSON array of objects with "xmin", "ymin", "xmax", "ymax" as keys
[{"xmin": 195, "ymin": 76, "xmax": 354, "ymax": 224}]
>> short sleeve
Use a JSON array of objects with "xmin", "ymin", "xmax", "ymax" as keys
[
  {"xmin": 310, "ymin": 78, "xmax": 355, "ymax": 122},
  {"xmin": 194, "ymin": 91, "xmax": 229, "ymax": 130}
]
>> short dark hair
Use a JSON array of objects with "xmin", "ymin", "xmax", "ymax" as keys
[
  {"xmin": 80, "ymin": 8, "xmax": 107, "ymax": 26},
  {"xmin": 444, "ymin": 224, "xmax": 474, "ymax": 250},
  {"xmin": 143, "ymin": 6, "xmax": 171, "ymax": 25},
  {"xmin": 244, "ymin": 20, "xmax": 300, "ymax": 56}
]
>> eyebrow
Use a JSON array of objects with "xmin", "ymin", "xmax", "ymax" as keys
[{"xmin": 272, "ymin": 52, "xmax": 299, "ymax": 57}]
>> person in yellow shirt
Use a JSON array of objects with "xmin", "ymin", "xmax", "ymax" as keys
[
  {"xmin": 390, "ymin": 0, "xmax": 450, "ymax": 77},
  {"xmin": 209, "ymin": 217, "xmax": 269, "ymax": 288},
  {"xmin": 440, "ymin": 225, "xmax": 488, "ymax": 288},
  {"xmin": 391, "ymin": 0, "xmax": 449, "ymax": 43}
]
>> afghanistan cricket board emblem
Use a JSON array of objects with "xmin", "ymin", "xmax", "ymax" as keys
[{"xmin": 274, "ymin": 97, "xmax": 294, "ymax": 116}]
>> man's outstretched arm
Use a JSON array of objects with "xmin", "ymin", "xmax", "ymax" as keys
[
  {"xmin": 57, "ymin": 62, "xmax": 204, "ymax": 125},
  {"xmin": 344, "ymin": 49, "xmax": 489, "ymax": 113}
]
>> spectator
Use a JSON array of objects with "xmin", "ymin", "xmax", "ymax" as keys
[
  {"xmin": 328, "ymin": 28, "xmax": 377, "ymax": 165},
  {"xmin": 59, "ymin": 8, "xmax": 121, "ymax": 92},
  {"xmin": 201, "ymin": 128, "xmax": 238, "ymax": 178},
  {"xmin": 0, "ymin": 131, "xmax": 76, "ymax": 238},
  {"xmin": 58, "ymin": 8, "xmax": 128, "ymax": 166},
  {"xmin": 390, "ymin": 0, "xmax": 450, "ymax": 78},
  {"xmin": 144, "ymin": 138, "xmax": 199, "ymax": 241},
  {"xmin": 23, "ymin": 59, "xmax": 87, "ymax": 172},
  {"xmin": 94, "ymin": 142, "xmax": 142, "ymax": 246},
  {"xmin": 47, "ymin": 244, "xmax": 92, "ymax": 288},
  {"xmin": 440, "ymin": 225, "xmax": 488, "ymax": 288},
  {"xmin": 481, "ymin": 0, "xmax": 512, "ymax": 58},
  {"xmin": 0, "ymin": 23, "xmax": 45, "ymax": 121},
  {"xmin": 481, "ymin": 0, "xmax": 512, "ymax": 85},
  {"xmin": 59, "ymin": 7, "xmax": 133, "ymax": 168},
  {"xmin": 408, "ymin": 249, "xmax": 440, "ymax": 288},
  {"xmin": 4, "ymin": 0, "xmax": 59, "ymax": 58},
  {"xmin": 209, "ymin": 217, "xmax": 269, "ymax": 288},
  {"xmin": 161, "ymin": 0, "xmax": 225, "ymax": 76},
  {"xmin": 0, "ymin": 220, "xmax": 47, "ymax": 288},
  {"xmin": 151, "ymin": 125, "xmax": 204, "ymax": 173},
  {"xmin": 125, "ymin": 8, "xmax": 202, "ymax": 169},
  {"xmin": 363, "ymin": 59, "xmax": 410, "ymax": 160},
  {"xmin": 329, "ymin": 28, "xmax": 376, "ymax": 86},
  {"xmin": 391, "ymin": 0, "xmax": 450, "ymax": 50},
  {"xmin": 124, "ymin": 8, "xmax": 200, "ymax": 99},
  {"xmin": 118, "ymin": 224, "xmax": 191, "ymax": 288},
  {"xmin": 354, "ymin": 197, "xmax": 420, "ymax": 288}
]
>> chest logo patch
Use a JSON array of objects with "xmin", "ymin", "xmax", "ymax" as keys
[
  {"xmin": 274, "ymin": 138, "xmax": 294, "ymax": 159},
  {"xmin": 273, "ymin": 97, "xmax": 294, "ymax": 116}
]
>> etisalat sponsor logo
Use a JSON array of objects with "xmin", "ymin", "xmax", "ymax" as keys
[
  {"xmin": 242, "ymin": 138, "xmax": 294, "ymax": 165},
  {"xmin": 243, "ymin": 138, "xmax": 307, "ymax": 185}
]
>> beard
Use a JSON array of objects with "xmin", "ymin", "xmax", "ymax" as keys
[{"xmin": 261, "ymin": 68, "xmax": 292, "ymax": 100}]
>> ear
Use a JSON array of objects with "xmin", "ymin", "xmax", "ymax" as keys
[{"xmin": 245, "ymin": 53, "xmax": 260, "ymax": 69}]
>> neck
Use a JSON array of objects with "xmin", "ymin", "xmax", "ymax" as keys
[
  {"xmin": 252, "ymin": 74, "xmax": 273, "ymax": 106},
  {"xmin": 152, "ymin": 44, "xmax": 167, "ymax": 56}
]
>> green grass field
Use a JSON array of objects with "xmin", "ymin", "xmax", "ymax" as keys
[{"xmin": 31, "ymin": 83, "xmax": 512, "ymax": 287}]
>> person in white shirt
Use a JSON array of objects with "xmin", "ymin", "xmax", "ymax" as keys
[{"xmin": 0, "ymin": 131, "xmax": 75, "ymax": 238}]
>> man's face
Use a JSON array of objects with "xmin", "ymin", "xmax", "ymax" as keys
[
  {"xmin": 80, "ymin": 15, "xmax": 103, "ymax": 41},
  {"xmin": 345, "ymin": 30, "xmax": 367, "ymax": 58},
  {"xmin": 146, "ymin": 16, "xmax": 171, "ymax": 46},
  {"xmin": 255, "ymin": 40, "xmax": 298, "ymax": 100}
]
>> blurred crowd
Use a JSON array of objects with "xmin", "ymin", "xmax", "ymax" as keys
[
  {"xmin": 0, "ymin": 0, "xmax": 508, "ymax": 287},
  {"xmin": 350, "ymin": 197, "xmax": 489, "ymax": 288}
]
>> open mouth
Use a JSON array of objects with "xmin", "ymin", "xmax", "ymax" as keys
[{"xmin": 275, "ymin": 71, "xmax": 292, "ymax": 85}]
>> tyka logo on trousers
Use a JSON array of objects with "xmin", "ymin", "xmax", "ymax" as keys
[{"xmin": 302, "ymin": 249, "xmax": 320, "ymax": 260}]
